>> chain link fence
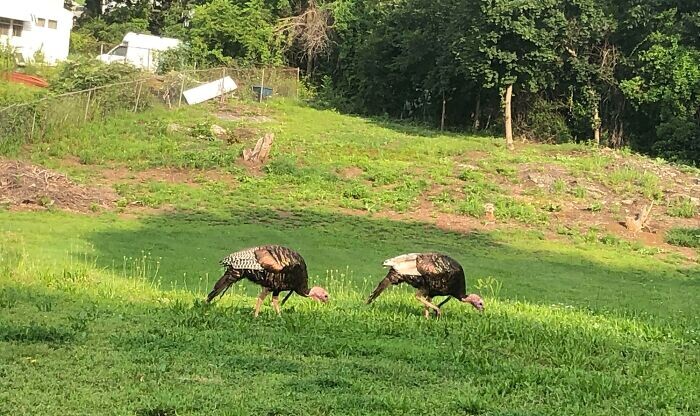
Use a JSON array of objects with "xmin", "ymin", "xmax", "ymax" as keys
[{"xmin": 0, "ymin": 66, "xmax": 300, "ymax": 151}]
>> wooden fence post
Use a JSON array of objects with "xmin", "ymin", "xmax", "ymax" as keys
[
  {"xmin": 30, "ymin": 109, "xmax": 37, "ymax": 141},
  {"xmin": 178, "ymin": 76, "xmax": 185, "ymax": 107},
  {"xmin": 220, "ymin": 67, "xmax": 226, "ymax": 105},
  {"xmin": 259, "ymin": 68, "xmax": 265, "ymax": 102},
  {"xmin": 134, "ymin": 81, "xmax": 143, "ymax": 112},
  {"xmin": 84, "ymin": 89, "xmax": 92, "ymax": 122}
]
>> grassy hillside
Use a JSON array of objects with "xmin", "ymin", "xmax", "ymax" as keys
[{"xmin": 1, "ymin": 99, "xmax": 699, "ymax": 415}]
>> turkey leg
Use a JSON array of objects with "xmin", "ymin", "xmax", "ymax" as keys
[
  {"xmin": 423, "ymin": 297, "xmax": 433, "ymax": 319},
  {"xmin": 253, "ymin": 288, "xmax": 269, "ymax": 317},
  {"xmin": 415, "ymin": 293, "xmax": 441, "ymax": 317},
  {"xmin": 272, "ymin": 295, "xmax": 281, "ymax": 316}
]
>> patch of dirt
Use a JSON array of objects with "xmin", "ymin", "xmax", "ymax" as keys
[
  {"xmin": 338, "ymin": 166, "xmax": 365, "ymax": 180},
  {"xmin": 228, "ymin": 126, "xmax": 260, "ymax": 143},
  {"xmin": 215, "ymin": 103, "xmax": 274, "ymax": 123},
  {"xmin": 101, "ymin": 166, "xmax": 238, "ymax": 186},
  {"xmin": 0, "ymin": 159, "xmax": 117, "ymax": 213}
]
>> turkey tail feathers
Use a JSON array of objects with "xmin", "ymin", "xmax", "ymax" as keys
[
  {"xmin": 367, "ymin": 276, "xmax": 392, "ymax": 304},
  {"xmin": 206, "ymin": 272, "xmax": 238, "ymax": 303}
]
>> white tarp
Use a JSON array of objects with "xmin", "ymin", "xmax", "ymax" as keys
[{"xmin": 183, "ymin": 76, "xmax": 237, "ymax": 105}]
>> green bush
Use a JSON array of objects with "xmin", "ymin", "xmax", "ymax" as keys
[
  {"xmin": 665, "ymin": 228, "xmax": 700, "ymax": 248},
  {"xmin": 520, "ymin": 98, "xmax": 573, "ymax": 144},
  {"xmin": 654, "ymin": 117, "xmax": 700, "ymax": 165},
  {"xmin": 667, "ymin": 196, "xmax": 697, "ymax": 218},
  {"xmin": 70, "ymin": 31, "xmax": 102, "ymax": 56},
  {"xmin": 49, "ymin": 57, "xmax": 142, "ymax": 93}
]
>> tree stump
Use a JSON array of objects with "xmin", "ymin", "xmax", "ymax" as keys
[
  {"xmin": 243, "ymin": 133, "xmax": 274, "ymax": 164},
  {"xmin": 624, "ymin": 201, "xmax": 654, "ymax": 233},
  {"xmin": 484, "ymin": 203, "xmax": 496, "ymax": 222}
]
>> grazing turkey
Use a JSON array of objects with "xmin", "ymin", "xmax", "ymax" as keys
[
  {"xmin": 367, "ymin": 253, "xmax": 484, "ymax": 318},
  {"xmin": 206, "ymin": 245, "xmax": 329, "ymax": 317}
]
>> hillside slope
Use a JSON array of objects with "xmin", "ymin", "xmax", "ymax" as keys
[
  {"xmin": 1, "ymin": 99, "xmax": 699, "ymax": 415},
  {"xmin": 3, "ymin": 99, "xmax": 698, "ymax": 258}
]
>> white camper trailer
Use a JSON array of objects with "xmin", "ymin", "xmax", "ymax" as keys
[{"xmin": 98, "ymin": 32, "xmax": 181, "ymax": 72}]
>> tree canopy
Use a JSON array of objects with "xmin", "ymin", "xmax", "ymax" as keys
[{"xmin": 72, "ymin": 0, "xmax": 700, "ymax": 164}]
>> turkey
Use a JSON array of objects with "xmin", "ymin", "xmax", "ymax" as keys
[
  {"xmin": 206, "ymin": 245, "xmax": 329, "ymax": 317},
  {"xmin": 367, "ymin": 253, "xmax": 484, "ymax": 318}
]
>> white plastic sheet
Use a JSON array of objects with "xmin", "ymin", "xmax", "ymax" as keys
[{"xmin": 183, "ymin": 76, "xmax": 237, "ymax": 105}]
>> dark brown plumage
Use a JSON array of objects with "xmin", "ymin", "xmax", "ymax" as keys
[
  {"xmin": 206, "ymin": 245, "xmax": 329, "ymax": 316},
  {"xmin": 367, "ymin": 253, "xmax": 484, "ymax": 317}
]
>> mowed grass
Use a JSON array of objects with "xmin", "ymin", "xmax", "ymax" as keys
[{"xmin": 1, "ymin": 210, "xmax": 699, "ymax": 415}]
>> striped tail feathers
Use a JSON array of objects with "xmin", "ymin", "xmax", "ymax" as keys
[
  {"xmin": 382, "ymin": 253, "xmax": 420, "ymax": 276},
  {"xmin": 382, "ymin": 253, "xmax": 419, "ymax": 267},
  {"xmin": 206, "ymin": 271, "xmax": 240, "ymax": 303},
  {"xmin": 366, "ymin": 277, "xmax": 391, "ymax": 304},
  {"xmin": 367, "ymin": 269, "xmax": 401, "ymax": 304}
]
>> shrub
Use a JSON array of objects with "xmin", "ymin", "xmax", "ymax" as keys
[
  {"xmin": 667, "ymin": 197, "xmax": 697, "ymax": 218},
  {"xmin": 49, "ymin": 57, "xmax": 141, "ymax": 93},
  {"xmin": 665, "ymin": 228, "xmax": 700, "ymax": 248},
  {"xmin": 520, "ymin": 98, "xmax": 573, "ymax": 144}
]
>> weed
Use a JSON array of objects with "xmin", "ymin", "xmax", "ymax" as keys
[
  {"xmin": 572, "ymin": 186, "xmax": 587, "ymax": 198},
  {"xmin": 667, "ymin": 197, "xmax": 697, "ymax": 218},
  {"xmin": 552, "ymin": 178, "xmax": 567, "ymax": 194},
  {"xmin": 588, "ymin": 201, "xmax": 604, "ymax": 212},
  {"xmin": 665, "ymin": 227, "xmax": 700, "ymax": 248}
]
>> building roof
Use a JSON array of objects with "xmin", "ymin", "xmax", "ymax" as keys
[
  {"xmin": 0, "ymin": 0, "xmax": 73, "ymax": 21},
  {"xmin": 123, "ymin": 32, "xmax": 181, "ymax": 51},
  {"xmin": 0, "ymin": 4, "xmax": 32, "ymax": 21}
]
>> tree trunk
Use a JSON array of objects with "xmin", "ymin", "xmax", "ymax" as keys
[
  {"xmin": 473, "ymin": 92, "xmax": 481, "ymax": 130},
  {"xmin": 504, "ymin": 84, "xmax": 514, "ymax": 150},
  {"xmin": 593, "ymin": 105, "xmax": 601, "ymax": 145},
  {"xmin": 306, "ymin": 55, "xmax": 314, "ymax": 77},
  {"xmin": 440, "ymin": 92, "xmax": 446, "ymax": 131}
]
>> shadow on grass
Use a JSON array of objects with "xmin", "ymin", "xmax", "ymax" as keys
[{"xmin": 83, "ymin": 207, "xmax": 700, "ymax": 319}]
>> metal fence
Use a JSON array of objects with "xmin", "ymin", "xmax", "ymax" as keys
[{"xmin": 0, "ymin": 66, "xmax": 300, "ymax": 150}]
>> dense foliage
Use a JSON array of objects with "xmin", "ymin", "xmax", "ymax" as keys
[{"xmin": 72, "ymin": 0, "xmax": 700, "ymax": 164}]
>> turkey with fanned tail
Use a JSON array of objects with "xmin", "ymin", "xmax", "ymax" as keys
[
  {"xmin": 367, "ymin": 252, "xmax": 483, "ymax": 318},
  {"xmin": 206, "ymin": 245, "xmax": 329, "ymax": 317}
]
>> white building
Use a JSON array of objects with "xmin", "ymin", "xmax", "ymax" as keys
[{"xmin": 0, "ymin": 0, "xmax": 74, "ymax": 64}]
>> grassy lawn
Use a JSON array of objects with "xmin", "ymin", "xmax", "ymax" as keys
[
  {"xmin": 1, "ymin": 209, "xmax": 699, "ymax": 415},
  {"xmin": 1, "ymin": 99, "xmax": 699, "ymax": 415}
]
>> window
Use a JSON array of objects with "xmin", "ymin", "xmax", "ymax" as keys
[
  {"xmin": 36, "ymin": 18, "xmax": 46, "ymax": 27},
  {"xmin": 111, "ymin": 46, "xmax": 127, "ymax": 57},
  {"xmin": 0, "ymin": 19, "xmax": 10, "ymax": 36},
  {"xmin": 12, "ymin": 22, "xmax": 22, "ymax": 37},
  {"xmin": 48, "ymin": 20, "xmax": 57, "ymax": 29}
]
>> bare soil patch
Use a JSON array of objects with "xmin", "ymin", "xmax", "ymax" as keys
[
  {"xmin": 0, "ymin": 159, "xmax": 117, "ymax": 212},
  {"xmin": 101, "ymin": 166, "xmax": 238, "ymax": 186},
  {"xmin": 215, "ymin": 103, "xmax": 274, "ymax": 123},
  {"xmin": 338, "ymin": 166, "xmax": 365, "ymax": 180}
]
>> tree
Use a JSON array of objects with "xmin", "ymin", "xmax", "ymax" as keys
[
  {"xmin": 276, "ymin": 0, "xmax": 334, "ymax": 75},
  {"xmin": 189, "ymin": 0, "xmax": 281, "ymax": 65}
]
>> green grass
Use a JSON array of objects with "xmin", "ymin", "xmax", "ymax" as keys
[
  {"xmin": 666, "ymin": 227, "xmax": 700, "ymax": 249},
  {"xmin": 667, "ymin": 197, "xmax": 697, "ymax": 218},
  {"xmin": 1, "ymin": 210, "xmax": 699, "ymax": 415},
  {"xmin": 2, "ymin": 99, "xmax": 700, "ymax": 414}
]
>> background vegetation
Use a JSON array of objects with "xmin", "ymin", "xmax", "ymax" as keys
[{"xmin": 66, "ymin": 0, "xmax": 700, "ymax": 164}]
